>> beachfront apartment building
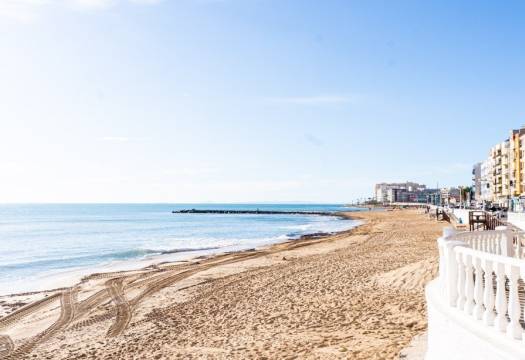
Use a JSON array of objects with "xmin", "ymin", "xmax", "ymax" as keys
[
  {"xmin": 509, "ymin": 128, "xmax": 525, "ymax": 211},
  {"xmin": 440, "ymin": 187, "xmax": 461, "ymax": 205},
  {"xmin": 472, "ymin": 162, "xmax": 482, "ymax": 202},
  {"xmin": 479, "ymin": 159, "xmax": 492, "ymax": 203},
  {"xmin": 472, "ymin": 126, "xmax": 525, "ymax": 210},
  {"xmin": 374, "ymin": 182, "xmax": 430, "ymax": 204},
  {"xmin": 490, "ymin": 140, "xmax": 512, "ymax": 205}
]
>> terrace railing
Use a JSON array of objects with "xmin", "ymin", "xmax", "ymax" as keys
[{"xmin": 437, "ymin": 227, "xmax": 525, "ymax": 342}]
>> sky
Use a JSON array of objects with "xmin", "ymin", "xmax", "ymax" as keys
[{"xmin": 1, "ymin": 0, "xmax": 525, "ymax": 203}]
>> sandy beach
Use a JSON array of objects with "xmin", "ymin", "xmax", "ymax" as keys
[{"xmin": 0, "ymin": 209, "xmax": 444, "ymax": 359}]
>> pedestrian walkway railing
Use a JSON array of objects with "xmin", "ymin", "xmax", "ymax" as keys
[{"xmin": 437, "ymin": 227, "xmax": 525, "ymax": 342}]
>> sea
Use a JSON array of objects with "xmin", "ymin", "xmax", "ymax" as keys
[{"xmin": 0, "ymin": 204, "xmax": 362, "ymax": 295}]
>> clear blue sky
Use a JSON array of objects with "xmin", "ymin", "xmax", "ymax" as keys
[{"xmin": 1, "ymin": 0, "xmax": 524, "ymax": 203}]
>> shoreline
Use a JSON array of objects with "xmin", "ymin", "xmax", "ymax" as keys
[
  {"xmin": 0, "ymin": 212, "xmax": 360, "ymax": 304},
  {"xmin": 0, "ymin": 209, "xmax": 443, "ymax": 360}
]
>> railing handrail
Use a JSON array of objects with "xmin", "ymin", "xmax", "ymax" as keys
[
  {"xmin": 453, "ymin": 229, "xmax": 508, "ymax": 237},
  {"xmin": 448, "ymin": 227, "xmax": 525, "ymax": 260},
  {"xmin": 455, "ymin": 245, "xmax": 524, "ymax": 268}
]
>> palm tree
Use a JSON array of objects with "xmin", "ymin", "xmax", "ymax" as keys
[{"xmin": 459, "ymin": 186, "xmax": 473, "ymax": 208}]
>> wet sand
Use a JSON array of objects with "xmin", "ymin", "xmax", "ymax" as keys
[{"xmin": 0, "ymin": 209, "xmax": 444, "ymax": 359}]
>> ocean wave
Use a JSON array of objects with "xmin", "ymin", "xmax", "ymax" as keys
[
  {"xmin": 0, "ymin": 246, "xmax": 224, "ymax": 271},
  {"xmin": 283, "ymin": 224, "xmax": 313, "ymax": 231},
  {"xmin": 0, "ymin": 224, "xmax": 362, "ymax": 272}
]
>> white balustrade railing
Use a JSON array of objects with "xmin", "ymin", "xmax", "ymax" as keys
[
  {"xmin": 452, "ymin": 229, "xmax": 514, "ymax": 256},
  {"xmin": 514, "ymin": 232, "xmax": 525, "ymax": 259},
  {"xmin": 437, "ymin": 227, "xmax": 525, "ymax": 342}
]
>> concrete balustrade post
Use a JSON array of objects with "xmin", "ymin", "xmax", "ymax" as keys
[
  {"xmin": 482, "ymin": 259, "xmax": 495, "ymax": 326},
  {"xmin": 438, "ymin": 227, "xmax": 458, "ymax": 290},
  {"xmin": 437, "ymin": 238, "xmax": 446, "ymax": 289},
  {"xmin": 443, "ymin": 241, "xmax": 469, "ymax": 307},
  {"xmin": 456, "ymin": 252, "xmax": 466, "ymax": 310},
  {"xmin": 506, "ymin": 265, "xmax": 522, "ymax": 340},
  {"xmin": 496, "ymin": 226, "xmax": 514, "ymax": 258},
  {"xmin": 443, "ymin": 227, "xmax": 457, "ymax": 239},
  {"xmin": 517, "ymin": 234, "xmax": 523, "ymax": 259},
  {"xmin": 495, "ymin": 262, "xmax": 509, "ymax": 332},
  {"xmin": 520, "ymin": 268, "xmax": 525, "ymax": 345},
  {"xmin": 473, "ymin": 258, "xmax": 484, "ymax": 320},
  {"xmin": 464, "ymin": 254, "xmax": 475, "ymax": 315}
]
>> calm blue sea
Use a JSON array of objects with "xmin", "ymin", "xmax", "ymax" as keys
[{"xmin": 0, "ymin": 204, "xmax": 361, "ymax": 295}]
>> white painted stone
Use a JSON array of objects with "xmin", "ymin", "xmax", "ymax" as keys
[
  {"xmin": 508, "ymin": 212, "xmax": 525, "ymax": 231},
  {"xmin": 426, "ymin": 280, "xmax": 525, "ymax": 360}
]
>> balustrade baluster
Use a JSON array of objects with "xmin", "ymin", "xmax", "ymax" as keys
[
  {"xmin": 506, "ymin": 265, "xmax": 522, "ymax": 340},
  {"xmin": 482, "ymin": 259, "xmax": 495, "ymax": 326},
  {"xmin": 464, "ymin": 254, "xmax": 475, "ymax": 315},
  {"xmin": 438, "ymin": 240, "xmax": 445, "ymax": 288},
  {"xmin": 479, "ymin": 235, "xmax": 483, "ymax": 251},
  {"xmin": 495, "ymin": 263, "xmax": 508, "ymax": 332},
  {"xmin": 456, "ymin": 252, "xmax": 466, "ymax": 310},
  {"xmin": 473, "ymin": 258, "xmax": 484, "ymax": 320}
]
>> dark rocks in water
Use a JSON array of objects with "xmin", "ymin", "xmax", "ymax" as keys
[
  {"xmin": 300, "ymin": 232, "xmax": 332, "ymax": 239},
  {"xmin": 171, "ymin": 209, "xmax": 336, "ymax": 216}
]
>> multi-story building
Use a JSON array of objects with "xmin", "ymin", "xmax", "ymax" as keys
[
  {"xmin": 509, "ymin": 128, "xmax": 525, "ymax": 210},
  {"xmin": 472, "ymin": 162, "xmax": 482, "ymax": 202},
  {"xmin": 374, "ymin": 182, "xmax": 427, "ymax": 203},
  {"xmin": 479, "ymin": 159, "xmax": 492, "ymax": 204},
  {"xmin": 374, "ymin": 182, "xmax": 434, "ymax": 204},
  {"xmin": 490, "ymin": 140, "xmax": 512, "ymax": 206},
  {"xmin": 440, "ymin": 187, "xmax": 461, "ymax": 205},
  {"xmin": 473, "ymin": 126, "xmax": 525, "ymax": 210}
]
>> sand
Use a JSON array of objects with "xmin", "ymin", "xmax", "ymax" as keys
[{"xmin": 0, "ymin": 209, "xmax": 444, "ymax": 359}]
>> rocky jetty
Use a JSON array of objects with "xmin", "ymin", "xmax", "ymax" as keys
[{"xmin": 172, "ymin": 209, "xmax": 335, "ymax": 216}]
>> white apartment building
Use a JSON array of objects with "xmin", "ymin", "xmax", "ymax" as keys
[
  {"xmin": 374, "ymin": 182, "xmax": 427, "ymax": 203},
  {"xmin": 490, "ymin": 140, "xmax": 512, "ymax": 206},
  {"xmin": 472, "ymin": 162, "xmax": 482, "ymax": 201},
  {"xmin": 479, "ymin": 159, "xmax": 492, "ymax": 203}
]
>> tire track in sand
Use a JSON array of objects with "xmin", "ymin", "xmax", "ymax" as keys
[
  {"xmin": 104, "ymin": 252, "xmax": 266, "ymax": 337},
  {"xmin": 0, "ymin": 293, "xmax": 61, "ymax": 331},
  {"xmin": 0, "ymin": 335, "xmax": 14, "ymax": 358},
  {"xmin": 105, "ymin": 279, "xmax": 131, "ymax": 338},
  {"xmin": 4, "ymin": 288, "xmax": 76, "ymax": 359}
]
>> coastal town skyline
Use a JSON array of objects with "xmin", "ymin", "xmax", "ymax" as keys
[
  {"xmin": 2, "ymin": 1, "xmax": 525, "ymax": 203},
  {"xmin": 3, "ymin": 2, "xmax": 525, "ymax": 360}
]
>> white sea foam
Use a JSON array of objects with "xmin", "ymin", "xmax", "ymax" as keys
[{"xmin": 0, "ymin": 204, "xmax": 361, "ymax": 295}]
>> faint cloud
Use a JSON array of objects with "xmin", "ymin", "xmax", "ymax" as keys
[
  {"xmin": 419, "ymin": 163, "xmax": 472, "ymax": 176},
  {"xmin": 85, "ymin": 175, "xmax": 134, "ymax": 184},
  {"xmin": 304, "ymin": 133, "xmax": 324, "ymax": 147},
  {"xmin": 0, "ymin": 0, "xmax": 49, "ymax": 23},
  {"xmin": 0, "ymin": 0, "xmax": 163, "ymax": 23},
  {"xmin": 268, "ymin": 94, "xmax": 359, "ymax": 105},
  {"xmin": 129, "ymin": 0, "xmax": 162, "ymax": 4},
  {"xmin": 213, "ymin": 180, "xmax": 304, "ymax": 193},
  {"xmin": 163, "ymin": 167, "xmax": 218, "ymax": 177},
  {"xmin": 67, "ymin": 0, "xmax": 117, "ymax": 11},
  {"xmin": 100, "ymin": 136, "xmax": 131, "ymax": 142},
  {"xmin": 99, "ymin": 136, "xmax": 151, "ymax": 143}
]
